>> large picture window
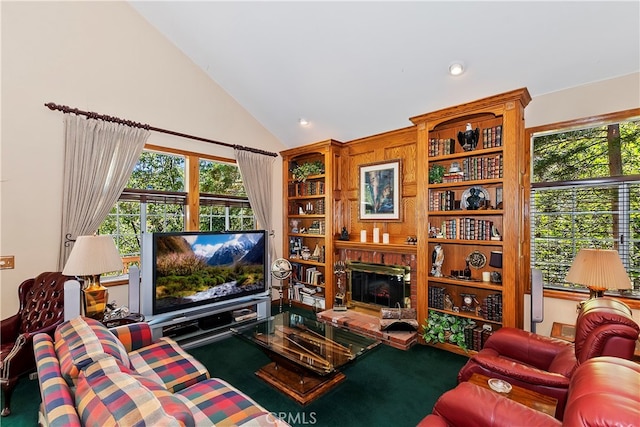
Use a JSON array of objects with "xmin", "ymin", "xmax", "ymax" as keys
[
  {"xmin": 529, "ymin": 112, "xmax": 640, "ymax": 299},
  {"xmin": 99, "ymin": 148, "xmax": 255, "ymax": 267}
]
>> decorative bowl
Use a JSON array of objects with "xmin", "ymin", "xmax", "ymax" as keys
[{"xmin": 488, "ymin": 378, "xmax": 512, "ymax": 394}]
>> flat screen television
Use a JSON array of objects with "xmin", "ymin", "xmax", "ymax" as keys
[{"xmin": 144, "ymin": 230, "xmax": 268, "ymax": 316}]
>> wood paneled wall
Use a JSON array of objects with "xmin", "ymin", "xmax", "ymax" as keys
[{"xmin": 341, "ymin": 126, "xmax": 418, "ymax": 243}]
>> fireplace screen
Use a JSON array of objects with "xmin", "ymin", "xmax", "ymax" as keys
[{"xmin": 347, "ymin": 261, "xmax": 410, "ymax": 309}]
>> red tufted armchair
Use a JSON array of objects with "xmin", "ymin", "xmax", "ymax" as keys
[
  {"xmin": 457, "ymin": 297, "xmax": 640, "ymax": 419},
  {"xmin": 0, "ymin": 271, "xmax": 69, "ymax": 416}
]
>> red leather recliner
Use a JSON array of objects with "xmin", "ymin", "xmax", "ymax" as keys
[
  {"xmin": 0, "ymin": 272, "xmax": 69, "ymax": 416},
  {"xmin": 418, "ymin": 356, "xmax": 640, "ymax": 427},
  {"xmin": 457, "ymin": 297, "xmax": 639, "ymax": 419}
]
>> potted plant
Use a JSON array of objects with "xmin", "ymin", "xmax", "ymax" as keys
[
  {"xmin": 422, "ymin": 310, "xmax": 474, "ymax": 351},
  {"xmin": 292, "ymin": 161, "xmax": 324, "ymax": 182},
  {"xmin": 428, "ymin": 165, "xmax": 446, "ymax": 184}
]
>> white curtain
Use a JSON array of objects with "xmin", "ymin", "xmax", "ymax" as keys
[
  {"xmin": 58, "ymin": 114, "xmax": 149, "ymax": 269},
  {"xmin": 234, "ymin": 149, "xmax": 277, "ymax": 263}
]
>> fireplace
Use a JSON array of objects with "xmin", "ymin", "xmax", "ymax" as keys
[{"xmin": 347, "ymin": 261, "xmax": 411, "ymax": 310}]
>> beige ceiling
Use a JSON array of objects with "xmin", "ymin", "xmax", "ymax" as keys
[{"xmin": 130, "ymin": 1, "xmax": 640, "ymax": 148}]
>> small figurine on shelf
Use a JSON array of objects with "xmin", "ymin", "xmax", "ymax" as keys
[
  {"xmin": 463, "ymin": 260, "xmax": 472, "ymax": 279},
  {"xmin": 457, "ymin": 123, "xmax": 480, "ymax": 151},
  {"xmin": 333, "ymin": 260, "xmax": 347, "ymax": 311},
  {"xmin": 444, "ymin": 294, "xmax": 453, "ymax": 311},
  {"xmin": 339, "ymin": 226, "xmax": 349, "ymax": 241},
  {"xmin": 491, "ymin": 225, "xmax": 502, "ymax": 241},
  {"xmin": 431, "ymin": 244, "xmax": 444, "ymax": 277},
  {"xmin": 466, "ymin": 188, "xmax": 481, "ymax": 210},
  {"xmin": 312, "ymin": 244, "xmax": 321, "ymax": 261},
  {"xmin": 290, "ymin": 219, "xmax": 299, "ymax": 233}
]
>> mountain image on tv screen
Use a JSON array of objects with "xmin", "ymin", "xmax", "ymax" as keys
[{"xmin": 154, "ymin": 232, "xmax": 266, "ymax": 311}]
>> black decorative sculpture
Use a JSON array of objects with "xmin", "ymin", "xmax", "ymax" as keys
[
  {"xmin": 339, "ymin": 226, "xmax": 350, "ymax": 241},
  {"xmin": 457, "ymin": 123, "xmax": 480, "ymax": 151}
]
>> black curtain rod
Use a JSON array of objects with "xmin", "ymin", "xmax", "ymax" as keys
[{"xmin": 44, "ymin": 102, "xmax": 278, "ymax": 157}]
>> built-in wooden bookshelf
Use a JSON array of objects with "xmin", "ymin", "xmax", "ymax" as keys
[
  {"xmin": 280, "ymin": 140, "xmax": 343, "ymax": 311},
  {"xmin": 411, "ymin": 88, "xmax": 531, "ymax": 355}
]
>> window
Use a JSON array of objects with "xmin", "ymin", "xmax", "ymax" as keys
[
  {"xmin": 530, "ymin": 112, "xmax": 640, "ymax": 299},
  {"xmin": 99, "ymin": 148, "xmax": 254, "ymax": 267}
]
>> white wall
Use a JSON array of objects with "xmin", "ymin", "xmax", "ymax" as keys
[
  {"xmin": 526, "ymin": 72, "xmax": 640, "ymax": 129},
  {"xmin": 0, "ymin": 2, "xmax": 284, "ymax": 317}
]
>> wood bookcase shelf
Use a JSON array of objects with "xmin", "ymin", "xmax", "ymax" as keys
[
  {"xmin": 412, "ymin": 88, "xmax": 531, "ymax": 353},
  {"xmin": 280, "ymin": 140, "xmax": 343, "ymax": 311}
]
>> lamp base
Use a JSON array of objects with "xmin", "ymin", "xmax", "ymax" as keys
[{"xmin": 83, "ymin": 281, "xmax": 108, "ymax": 321}]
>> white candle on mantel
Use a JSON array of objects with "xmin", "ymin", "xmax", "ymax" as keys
[
  {"xmin": 360, "ymin": 230, "xmax": 367, "ymax": 242},
  {"xmin": 383, "ymin": 233, "xmax": 390, "ymax": 244},
  {"xmin": 373, "ymin": 228, "xmax": 380, "ymax": 243}
]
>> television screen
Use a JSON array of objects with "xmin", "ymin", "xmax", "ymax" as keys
[{"xmin": 151, "ymin": 230, "xmax": 268, "ymax": 315}]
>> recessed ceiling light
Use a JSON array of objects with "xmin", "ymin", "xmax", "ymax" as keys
[
  {"xmin": 298, "ymin": 118, "xmax": 309, "ymax": 126},
  {"xmin": 449, "ymin": 62, "xmax": 465, "ymax": 76}
]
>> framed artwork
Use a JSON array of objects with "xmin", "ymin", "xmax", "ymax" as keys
[{"xmin": 359, "ymin": 159, "xmax": 402, "ymax": 221}]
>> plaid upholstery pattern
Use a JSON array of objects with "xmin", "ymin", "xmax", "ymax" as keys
[
  {"xmin": 54, "ymin": 317, "xmax": 130, "ymax": 386},
  {"xmin": 36, "ymin": 317, "xmax": 289, "ymax": 427},
  {"xmin": 33, "ymin": 333, "xmax": 81, "ymax": 427},
  {"xmin": 76, "ymin": 356, "xmax": 194, "ymax": 426},
  {"xmin": 109, "ymin": 322, "xmax": 154, "ymax": 352},
  {"xmin": 128, "ymin": 337, "xmax": 209, "ymax": 392},
  {"xmin": 176, "ymin": 378, "xmax": 274, "ymax": 426}
]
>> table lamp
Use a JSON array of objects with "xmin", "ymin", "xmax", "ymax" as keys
[
  {"xmin": 489, "ymin": 251, "xmax": 503, "ymax": 283},
  {"xmin": 565, "ymin": 248, "xmax": 632, "ymax": 299},
  {"xmin": 62, "ymin": 234, "xmax": 123, "ymax": 320}
]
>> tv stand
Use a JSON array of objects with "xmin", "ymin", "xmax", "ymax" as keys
[{"xmin": 147, "ymin": 297, "xmax": 269, "ymax": 349}]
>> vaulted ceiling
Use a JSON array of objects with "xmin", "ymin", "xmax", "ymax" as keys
[{"xmin": 130, "ymin": 1, "xmax": 640, "ymax": 148}]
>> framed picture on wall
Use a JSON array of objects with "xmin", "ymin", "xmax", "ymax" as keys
[{"xmin": 359, "ymin": 159, "xmax": 402, "ymax": 221}]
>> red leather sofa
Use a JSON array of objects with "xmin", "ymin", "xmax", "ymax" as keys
[
  {"xmin": 456, "ymin": 297, "xmax": 640, "ymax": 419},
  {"xmin": 418, "ymin": 356, "xmax": 640, "ymax": 427}
]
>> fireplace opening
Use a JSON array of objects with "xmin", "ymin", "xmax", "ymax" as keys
[{"xmin": 347, "ymin": 261, "xmax": 411, "ymax": 310}]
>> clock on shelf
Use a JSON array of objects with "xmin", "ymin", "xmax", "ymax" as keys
[{"xmin": 461, "ymin": 293, "xmax": 477, "ymax": 313}]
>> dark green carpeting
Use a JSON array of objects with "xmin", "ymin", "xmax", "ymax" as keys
[{"xmin": 2, "ymin": 309, "xmax": 467, "ymax": 427}]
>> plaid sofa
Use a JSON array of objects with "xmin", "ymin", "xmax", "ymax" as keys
[{"xmin": 34, "ymin": 317, "xmax": 287, "ymax": 426}]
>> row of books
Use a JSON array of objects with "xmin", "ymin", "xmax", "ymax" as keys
[
  {"xmin": 307, "ymin": 220, "xmax": 326, "ymax": 234},
  {"xmin": 427, "ymin": 125, "xmax": 503, "ymax": 157},
  {"xmin": 428, "ymin": 286, "xmax": 447, "ymax": 309},
  {"xmin": 429, "ymin": 190, "xmax": 456, "ymax": 211},
  {"xmin": 482, "ymin": 125, "xmax": 502, "ymax": 149},
  {"xmin": 290, "ymin": 262, "xmax": 324, "ymax": 286},
  {"xmin": 288, "ymin": 283, "xmax": 326, "ymax": 306},
  {"xmin": 288, "ymin": 180, "xmax": 325, "ymax": 197},
  {"xmin": 464, "ymin": 325, "xmax": 494, "ymax": 351},
  {"xmin": 461, "ymin": 155, "xmax": 503, "ymax": 181},
  {"xmin": 428, "ymin": 138, "xmax": 456, "ymax": 157},
  {"xmin": 436, "ymin": 218, "xmax": 495, "ymax": 241},
  {"xmin": 481, "ymin": 293, "xmax": 503, "ymax": 322}
]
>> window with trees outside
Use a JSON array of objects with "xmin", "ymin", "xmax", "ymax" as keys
[
  {"xmin": 529, "ymin": 110, "xmax": 640, "ymax": 301},
  {"xmin": 98, "ymin": 147, "xmax": 255, "ymax": 275}
]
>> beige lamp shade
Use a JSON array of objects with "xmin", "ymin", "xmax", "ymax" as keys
[
  {"xmin": 565, "ymin": 248, "xmax": 632, "ymax": 297},
  {"xmin": 62, "ymin": 235, "xmax": 123, "ymax": 276},
  {"xmin": 62, "ymin": 235, "xmax": 122, "ymax": 320}
]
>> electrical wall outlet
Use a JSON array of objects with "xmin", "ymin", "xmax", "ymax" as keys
[{"xmin": 0, "ymin": 256, "xmax": 15, "ymax": 269}]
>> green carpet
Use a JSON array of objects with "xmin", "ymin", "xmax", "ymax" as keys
[{"xmin": 1, "ymin": 310, "xmax": 467, "ymax": 427}]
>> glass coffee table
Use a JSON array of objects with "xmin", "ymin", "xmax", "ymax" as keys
[{"xmin": 233, "ymin": 311, "xmax": 379, "ymax": 405}]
